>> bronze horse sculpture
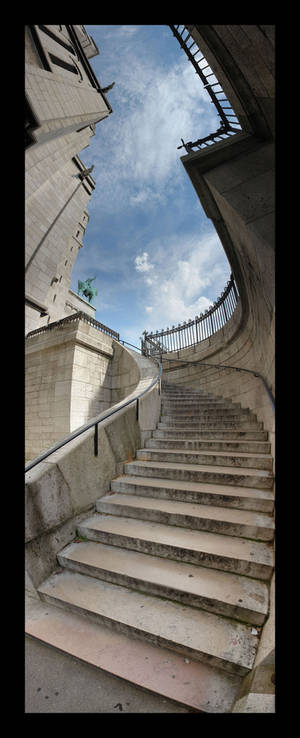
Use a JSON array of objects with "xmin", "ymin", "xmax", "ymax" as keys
[{"xmin": 78, "ymin": 277, "xmax": 97, "ymax": 304}]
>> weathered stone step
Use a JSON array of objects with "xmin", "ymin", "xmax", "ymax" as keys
[
  {"xmin": 162, "ymin": 382, "xmax": 216, "ymax": 397},
  {"xmin": 58, "ymin": 540, "xmax": 269, "ymax": 625},
  {"xmin": 162, "ymin": 400, "xmax": 242, "ymax": 409},
  {"xmin": 147, "ymin": 437, "xmax": 271, "ymax": 454},
  {"xmin": 125, "ymin": 459, "xmax": 274, "ymax": 490},
  {"xmin": 158, "ymin": 422, "xmax": 262, "ymax": 432},
  {"xmin": 154, "ymin": 429, "xmax": 269, "ymax": 441},
  {"xmin": 25, "ymin": 597, "xmax": 242, "ymax": 713},
  {"xmin": 162, "ymin": 403, "xmax": 249, "ymax": 413},
  {"xmin": 96, "ymin": 492, "xmax": 274, "ymax": 541},
  {"xmin": 162, "ymin": 386, "xmax": 212, "ymax": 392},
  {"xmin": 111, "ymin": 475, "xmax": 274, "ymax": 513},
  {"xmin": 162, "ymin": 393, "xmax": 234, "ymax": 402},
  {"xmin": 38, "ymin": 568, "xmax": 260, "ymax": 676},
  {"xmin": 77, "ymin": 513, "xmax": 274, "ymax": 580},
  {"xmin": 159, "ymin": 417, "xmax": 261, "ymax": 428},
  {"xmin": 137, "ymin": 447, "xmax": 273, "ymax": 471},
  {"xmin": 161, "ymin": 412, "xmax": 253, "ymax": 421}
]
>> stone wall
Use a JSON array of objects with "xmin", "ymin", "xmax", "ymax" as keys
[
  {"xmin": 25, "ymin": 318, "xmax": 115, "ymax": 463},
  {"xmin": 25, "ymin": 25, "xmax": 113, "ymax": 335},
  {"xmin": 25, "ymin": 318, "xmax": 150, "ymax": 465},
  {"xmin": 25, "ymin": 26, "xmax": 111, "ymax": 148},
  {"xmin": 25, "ymin": 149, "xmax": 94, "ymax": 335},
  {"xmin": 25, "ymin": 348, "xmax": 161, "ymax": 596}
]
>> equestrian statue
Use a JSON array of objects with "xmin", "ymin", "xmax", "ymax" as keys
[{"xmin": 77, "ymin": 277, "xmax": 98, "ymax": 304}]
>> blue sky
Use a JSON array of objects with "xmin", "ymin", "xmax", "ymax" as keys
[{"xmin": 70, "ymin": 24, "xmax": 232, "ymax": 349}]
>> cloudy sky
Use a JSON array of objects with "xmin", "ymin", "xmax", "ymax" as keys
[{"xmin": 70, "ymin": 24, "xmax": 232, "ymax": 348}]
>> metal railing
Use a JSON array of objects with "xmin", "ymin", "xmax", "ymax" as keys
[
  {"xmin": 25, "ymin": 356, "xmax": 162, "ymax": 472},
  {"xmin": 168, "ymin": 24, "xmax": 242, "ymax": 153},
  {"xmin": 141, "ymin": 274, "xmax": 239, "ymax": 357},
  {"xmin": 26, "ymin": 310, "xmax": 120, "ymax": 341}
]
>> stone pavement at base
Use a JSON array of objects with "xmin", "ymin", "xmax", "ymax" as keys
[{"xmin": 25, "ymin": 636, "xmax": 191, "ymax": 714}]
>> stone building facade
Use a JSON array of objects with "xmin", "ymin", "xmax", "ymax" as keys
[{"xmin": 25, "ymin": 25, "xmax": 113, "ymax": 335}]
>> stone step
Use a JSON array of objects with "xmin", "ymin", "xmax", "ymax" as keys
[
  {"xmin": 162, "ymin": 388, "xmax": 216, "ymax": 396},
  {"xmin": 111, "ymin": 475, "xmax": 274, "ymax": 513},
  {"xmin": 125, "ymin": 459, "xmax": 274, "ymax": 490},
  {"xmin": 162, "ymin": 393, "xmax": 235, "ymax": 403},
  {"xmin": 77, "ymin": 513, "xmax": 274, "ymax": 580},
  {"xmin": 159, "ymin": 417, "xmax": 261, "ymax": 428},
  {"xmin": 161, "ymin": 403, "xmax": 249, "ymax": 413},
  {"xmin": 25, "ymin": 597, "xmax": 242, "ymax": 713},
  {"xmin": 158, "ymin": 423, "xmax": 262, "ymax": 433},
  {"xmin": 96, "ymin": 493, "xmax": 274, "ymax": 541},
  {"xmin": 58, "ymin": 540, "xmax": 269, "ymax": 625},
  {"xmin": 137, "ymin": 447, "xmax": 273, "ymax": 471},
  {"xmin": 162, "ymin": 400, "xmax": 242, "ymax": 409},
  {"xmin": 153, "ymin": 428, "xmax": 269, "ymax": 441},
  {"xmin": 37, "ymin": 568, "xmax": 260, "ymax": 676},
  {"xmin": 161, "ymin": 412, "xmax": 252, "ymax": 421},
  {"xmin": 147, "ymin": 437, "xmax": 271, "ymax": 454}
]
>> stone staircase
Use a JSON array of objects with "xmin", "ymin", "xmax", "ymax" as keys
[{"xmin": 26, "ymin": 382, "xmax": 275, "ymax": 713}]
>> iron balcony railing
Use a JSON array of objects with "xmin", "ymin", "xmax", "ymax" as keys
[
  {"xmin": 168, "ymin": 24, "xmax": 242, "ymax": 152},
  {"xmin": 141, "ymin": 274, "xmax": 239, "ymax": 357},
  {"xmin": 26, "ymin": 310, "xmax": 120, "ymax": 341}
]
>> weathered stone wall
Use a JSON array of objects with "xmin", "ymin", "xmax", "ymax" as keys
[
  {"xmin": 25, "ymin": 348, "xmax": 161, "ymax": 596},
  {"xmin": 25, "ymin": 320, "xmax": 150, "ymax": 464},
  {"xmin": 25, "ymin": 319, "xmax": 114, "ymax": 463},
  {"xmin": 25, "ymin": 149, "xmax": 94, "ymax": 335},
  {"xmin": 25, "ymin": 26, "xmax": 111, "ymax": 148},
  {"xmin": 25, "ymin": 25, "xmax": 112, "ymax": 335}
]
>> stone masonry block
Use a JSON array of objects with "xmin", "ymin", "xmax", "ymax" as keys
[{"xmin": 25, "ymin": 462, "xmax": 73, "ymax": 543}]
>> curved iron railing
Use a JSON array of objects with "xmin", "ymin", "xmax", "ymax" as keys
[
  {"xmin": 141, "ymin": 274, "xmax": 239, "ymax": 356},
  {"xmin": 168, "ymin": 24, "xmax": 242, "ymax": 152}
]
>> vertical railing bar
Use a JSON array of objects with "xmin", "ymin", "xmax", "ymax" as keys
[
  {"xmin": 94, "ymin": 422, "xmax": 98, "ymax": 456},
  {"xmin": 141, "ymin": 275, "xmax": 239, "ymax": 355},
  {"xmin": 192, "ymin": 319, "xmax": 196, "ymax": 346}
]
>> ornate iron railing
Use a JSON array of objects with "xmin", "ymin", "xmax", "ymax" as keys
[
  {"xmin": 168, "ymin": 24, "xmax": 242, "ymax": 152},
  {"xmin": 26, "ymin": 310, "xmax": 120, "ymax": 341},
  {"xmin": 141, "ymin": 274, "xmax": 239, "ymax": 356}
]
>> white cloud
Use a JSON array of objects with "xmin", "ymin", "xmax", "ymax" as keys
[
  {"xmin": 135, "ymin": 252, "xmax": 154, "ymax": 273},
  {"xmin": 138, "ymin": 231, "xmax": 231, "ymax": 331},
  {"xmin": 84, "ymin": 48, "xmax": 220, "ymax": 215}
]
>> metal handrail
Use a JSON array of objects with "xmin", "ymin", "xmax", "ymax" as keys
[
  {"xmin": 161, "ymin": 357, "xmax": 275, "ymax": 412},
  {"xmin": 141, "ymin": 274, "xmax": 239, "ymax": 356},
  {"xmin": 25, "ymin": 357, "xmax": 162, "ymax": 473},
  {"xmin": 168, "ymin": 24, "xmax": 242, "ymax": 152}
]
